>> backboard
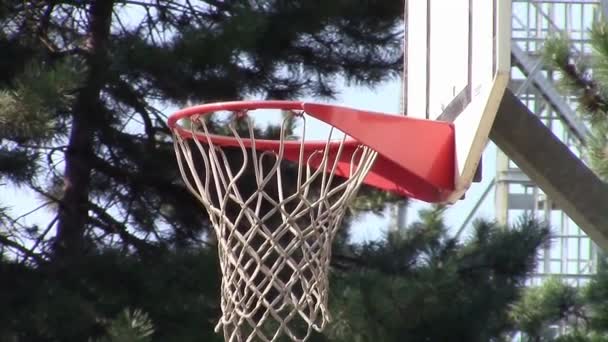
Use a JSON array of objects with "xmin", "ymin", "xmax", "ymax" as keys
[{"xmin": 405, "ymin": 0, "xmax": 511, "ymax": 202}]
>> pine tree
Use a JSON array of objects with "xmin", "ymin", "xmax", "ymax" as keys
[
  {"xmin": 509, "ymin": 278, "xmax": 583, "ymax": 341},
  {"xmin": 0, "ymin": 0, "xmax": 403, "ymax": 264},
  {"xmin": 322, "ymin": 208, "xmax": 551, "ymax": 342},
  {"xmin": 98, "ymin": 309, "xmax": 154, "ymax": 342},
  {"xmin": 542, "ymin": 21, "xmax": 608, "ymax": 179},
  {"xmin": 505, "ymin": 260, "xmax": 608, "ymax": 341},
  {"xmin": 0, "ymin": 1, "xmax": 401, "ymax": 340}
]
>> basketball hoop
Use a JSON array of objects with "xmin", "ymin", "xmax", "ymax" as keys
[{"xmin": 168, "ymin": 100, "xmax": 455, "ymax": 341}]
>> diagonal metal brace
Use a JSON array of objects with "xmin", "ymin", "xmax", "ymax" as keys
[{"xmin": 490, "ymin": 90, "xmax": 608, "ymax": 249}]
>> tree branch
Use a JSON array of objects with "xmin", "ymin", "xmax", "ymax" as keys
[
  {"xmin": 87, "ymin": 200, "xmax": 158, "ymax": 255},
  {"xmin": 0, "ymin": 234, "xmax": 45, "ymax": 264}
]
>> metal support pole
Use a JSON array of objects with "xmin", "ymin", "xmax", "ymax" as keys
[{"xmin": 491, "ymin": 90, "xmax": 608, "ymax": 250}]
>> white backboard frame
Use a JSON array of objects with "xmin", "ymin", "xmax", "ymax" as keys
[{"xmin": 405, "ymin": 0, "xmax": 511, "ymax": 202}]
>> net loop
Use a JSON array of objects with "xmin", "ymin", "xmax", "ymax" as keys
[{"xmin": 172, "ymin": 109, "xmax": 376, "ymax": 342}]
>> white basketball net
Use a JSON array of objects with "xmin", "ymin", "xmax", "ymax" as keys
[{"xmin": 171, "ymin": 110, "xmax": 377, "ymax": 342}]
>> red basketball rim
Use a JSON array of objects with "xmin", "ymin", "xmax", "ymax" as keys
[
  {"xmin": 168, "ymin": 100, "xmax": 456, "ymax": 203},
  {"xmin": 167, "ymin": 100, "xmax": 360, "ymax": 151}
]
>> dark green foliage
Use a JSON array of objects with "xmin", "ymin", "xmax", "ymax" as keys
[
  {"xmin": 583, "ymin": 259, "xmax": 608, "ymax": 335},
  {"xmin": 324, "ymin": 209, "xmax": 552, "ymax": 342},
  {"xmin": 510, "ymin": 278, "xmax": 583, "ymax": 340},
  {"xmin": 0, "ymin": 0, "xmax": 403, "ymax": 261},
  {"xmin": 505, "ymin": 259, "xmax": 608, "ymax": 342},
  {"xmin": 98, "ymin": 309, "xmax": 155, "ymax": 342},
  {"xmin": 0, "ymin": 146, "xmax": 38, "ymax": 184},
  {"xmin": 0, "ymin": 206, "xmax": 552, "ymax": 341},
  {"xmin": 0, "ymin": 1, "xmax": 403, "ymax": 340},
  {"xmin": 0, "ymin": 249, "xmax": 223, "ymax": 342},
  {"xmin": 114, "ymin": 1, "xmax": 403, "ymax": 103}
]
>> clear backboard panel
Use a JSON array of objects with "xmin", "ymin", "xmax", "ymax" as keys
[{"xmin": 405, "ymin": 0, "xmax": 511, "ymax": 202}]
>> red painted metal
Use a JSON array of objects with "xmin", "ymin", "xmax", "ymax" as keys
[{"xmin": 168, "ymin": 101, "xmax": 455, "ymax": 202}]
